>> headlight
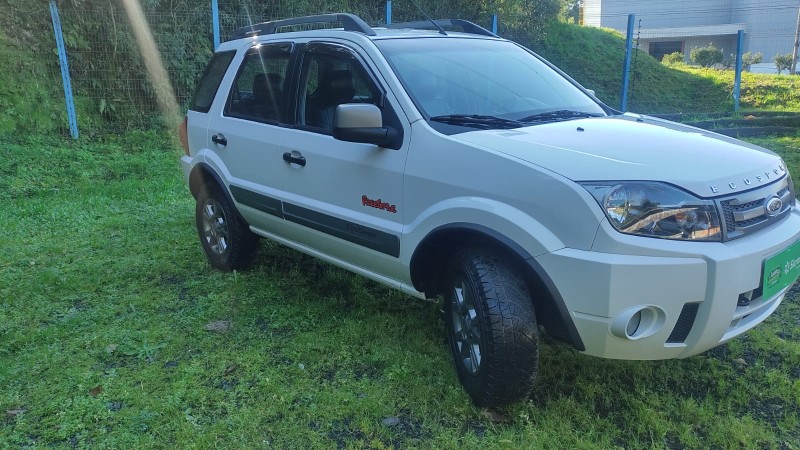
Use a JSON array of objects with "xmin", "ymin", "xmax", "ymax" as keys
[{"xmin": 580, "ymin": 182, "xmax": 722, "ymax": 241}]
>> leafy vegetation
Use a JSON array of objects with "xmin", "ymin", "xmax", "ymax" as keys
[
  {"xmin": 690, "ymin": 44, "xmax": 724, "ymax": 68},
  {"xmin": 0, "ymin": 32, "xmax": 66, "ymax": 135},
  {"xmin": 775, "ymin": 53, "xmax": 795, "ymax": 75},
  {"xmin": 742, "ymin": 51, "xmax": 764, "ymax": 71},
  {"xmin": 1, "ymin": 133, "xmax": 799, "ymax": 448},
  {"xmin": 661, "ymin": 52, "xmax": 685, "ymax": 66}
]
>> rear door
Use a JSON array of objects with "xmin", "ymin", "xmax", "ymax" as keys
[{"xmin": 206, "ymin": 43, "xmax": 299, "ymax": 230}]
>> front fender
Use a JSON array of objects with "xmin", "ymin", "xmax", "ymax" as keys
[{"xmin": 402, "ymin": 197, "xmax": 565, "ymax": 266}]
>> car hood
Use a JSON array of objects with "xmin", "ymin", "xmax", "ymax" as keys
[{"xmin": 451, "ymin": 114, "xmax": 787, "ymax": 198}]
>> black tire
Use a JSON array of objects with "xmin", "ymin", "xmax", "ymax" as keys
[
  {"xmin": 195, "ymin": 184, "xmax": 258, "ymax": 271},
  {"xmin": 444, "ymin": 246, "xmax": 539, "ymax": 407}
]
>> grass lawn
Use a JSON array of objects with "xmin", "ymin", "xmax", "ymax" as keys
[{"xmin": 1, "ymin": 133, "xmax": 799, "ymax": 448}]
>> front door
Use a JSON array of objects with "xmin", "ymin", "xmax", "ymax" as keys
[{"xmin": 274, "ymin": 41, "xmax": 409, "ymax": 281}]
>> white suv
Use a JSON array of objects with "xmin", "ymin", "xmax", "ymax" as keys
[{"xmin": 179, "ymin": 14, "xmax": 800, "ymax": 406}]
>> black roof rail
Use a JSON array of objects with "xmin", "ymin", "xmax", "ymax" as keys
[
  {"xmin": 231, "ymin": 13, "xmax": 376, "ymax": 40},
  {"xmin": 385, "ymin": 19, "xmax": 497, "ymax": 37}
]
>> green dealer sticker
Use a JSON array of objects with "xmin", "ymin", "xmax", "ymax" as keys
[{"xmin": 763, "ymin": 239, "xmax": 800, "ymax": 300}]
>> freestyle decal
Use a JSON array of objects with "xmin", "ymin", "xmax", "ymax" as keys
[{"xmin": 362, "ymin": 195, "xmax": 397, "ymax": 213}]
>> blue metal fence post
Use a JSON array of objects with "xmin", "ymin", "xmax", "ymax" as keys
[
  {"xmin": 620, "ymin": 14, "xmax": 635, "ymax": 112},
  {"xmin": 212, "ymin": 0, "xmax": 220, "ymax": 49},
  {"xmin": 386, "ymin": 1, "xmax": 392, "ymax": 24},
  {"xmin": 491, "ymin": 14, "xmax": 498, "ymax": 34},
  {"xmin": 733, "ymin": 29, "xmax": 744, "ymax": 113},
  {"xmin": 49, "ymin": 0, "xmax": 79, "ymax": 139}
]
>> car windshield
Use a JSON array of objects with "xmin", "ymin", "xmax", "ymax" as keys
[{"xmin": 375, "ymin": 38, "xmax": 606, "ymax": 127}]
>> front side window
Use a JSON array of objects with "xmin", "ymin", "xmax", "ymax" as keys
[
  {"xmin": 297, "ymin": 44, "xmax": 381, "ymax": 132},
  {"xmin": 226, "ymin": 43, "xmax": 293, "ymax": 123},
  {"xmin": 376, "ymin": 38, "xmax": 606, "ymax": 129}
]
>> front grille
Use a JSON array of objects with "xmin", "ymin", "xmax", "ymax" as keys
[
  {"xmin": 726, "ymin": 199, "xmax": 762, "ymax": 211},
  {"xmin": 717, "ymin": 176, "xmax": 793, "ymax": 241},
  {"xmin": 667, "ymin": 303, "xmax": 699, "ymax": 344}
]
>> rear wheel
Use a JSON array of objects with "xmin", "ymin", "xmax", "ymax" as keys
[
  {"xmin": 195, "ymin": 185, "xmax": 258, "ymax": 271},
  {"xmin": 444, "ymin": 246, "xmax": 539, "ymax": 407}
]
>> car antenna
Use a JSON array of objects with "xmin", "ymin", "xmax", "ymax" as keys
[{"xmin": 408, "ymin": 0, "xmax": 447, "ymax": 35}]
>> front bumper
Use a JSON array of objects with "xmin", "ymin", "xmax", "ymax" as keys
[{"xmin": 536, "ymin": 208, "xmax": 800, "ymax": 360}]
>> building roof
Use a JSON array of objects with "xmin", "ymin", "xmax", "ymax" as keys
[{"xmin": 639, "ymin": 23, "xmax": 746, "ymax": 40}]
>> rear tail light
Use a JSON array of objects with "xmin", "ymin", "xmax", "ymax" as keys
[{"xmin": 179, "ymin": 116, "xmax": 189, "ymax": 156}]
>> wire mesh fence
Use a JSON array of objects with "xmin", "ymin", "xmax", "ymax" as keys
[
  {"xmin": 9, "ymin": 0, "xmax": 800, "ymax": 137},
  {"xmin": 581, "ymin": 0, "xmax": 800, "ymax": 113},
  {"xmin": 23, "ymin": 0, "xmax": 500, "ymax": 136}
]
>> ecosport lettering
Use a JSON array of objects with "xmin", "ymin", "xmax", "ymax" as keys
[{"xmin": 710, "ymin": 164, "xmax": 786, "ymax": 193}]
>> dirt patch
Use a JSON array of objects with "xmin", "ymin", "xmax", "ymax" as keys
[
  {"xmin": 746, "ymin": 396, "xmax": 800, "ymax": 429},
  {"xmin": 382, "ymin": 411, "xmax": 431, "ymax": 446},
  {"xmin": 159, "ymin": 275, "xmax": 184, "ymax": 286},
  {"xmin": 254, "ymin": 318, "xmax": 293, "ymax": 337},
  {"xmin": 354, "ymin": 362, "xmax": 385, "ymax": 380},
  {"xmin": 327, "ymin": 417, "xmax": 367, "ymax": 449}
]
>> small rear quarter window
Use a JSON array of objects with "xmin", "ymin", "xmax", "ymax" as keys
[{"xmin": 190, "ymin": 51, "xmax": 236, "ymax": 113}]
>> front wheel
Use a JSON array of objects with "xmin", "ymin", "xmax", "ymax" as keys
[
  {"xmin": 444, "ymin": 246, "xmax": 539, "ymax": 407},
  {"xmin": 195, "ymin": 185, "xmax": 259, "ymax": 271}
]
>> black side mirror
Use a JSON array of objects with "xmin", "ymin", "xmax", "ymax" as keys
[{"xmin": 332, "ymin": 104, "xmax": 401, "ymax": 150}]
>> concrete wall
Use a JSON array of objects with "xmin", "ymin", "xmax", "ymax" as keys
[
  {"xmin": 750, "ymin": 63, "xmax": 778, "ymax": 74},
  {"xmin": 732, "ymin": 0, "xmax": 798, "ymax": 61},
  {"xmin": 583, "ymin": 0, "xmax": 733, "ymax": 29},
  {"xmin": 582, "ymin": 0, "xmax": 603, "ymax": 27},
  {"xmin": 582, "ymin": 0, "xmax": 799, "ymax": 63}
]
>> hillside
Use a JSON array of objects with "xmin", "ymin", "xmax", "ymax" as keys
[
  {"xmin": 1, "ymin": 19, "xmax": 799, "ymax": 137},
  {"xmin": 677, "ymin": 66, "xmax": 800, "ymax": 111},
  {"xmin": 0, "ymin": 32, "xmax": 66, "ymax": 135},
  {"xmin": 534, "ymin": 22, "xmax": 730, "ymax": 113}
]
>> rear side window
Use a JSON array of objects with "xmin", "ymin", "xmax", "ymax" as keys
[
  {"xmin": 225, "ymin": 43, "xmax": 293, "ymax": 123},
  {"xmin": 190, "ymin": 51, "xmax": 236, "ymax": 113}
]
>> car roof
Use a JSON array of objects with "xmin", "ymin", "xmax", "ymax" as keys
[
  {"xmin": 219, "ymin": 14, "xmax": 502, "ymax": 50},
  {"xmin": 216, "ymin": 28, "xmax": 500, "ymax": 53}
]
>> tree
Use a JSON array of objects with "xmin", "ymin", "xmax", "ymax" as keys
[
  {"xmin": 775, "ymin": 53, "xmax": 793, "ymax": 74},
  {"xmin": 741, "ymin": 52, "xmax": 763, "ymax": 71},
  {"xmin": 563, "ymin": 0, "xmax": 581, "ymax": 23},
  {"xmin": 690, "ymin": 44, "xmax": 723, "ymax": 67}
]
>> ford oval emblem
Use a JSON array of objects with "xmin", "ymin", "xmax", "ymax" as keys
[{"xmin": 765, "ymin": 196, "xmax": 783, "ymax": 217}]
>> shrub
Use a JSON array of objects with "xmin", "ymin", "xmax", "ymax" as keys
[
  {"xmin": 690, "ymin": 44, "xmax": 724, "ymax": 67},
  {"xmin": 741, "ymin": 52, "xmax": 763, "ymax": 71},
  {"xmin": 661, "ymin": 52, "xmax": 685, "ymax": 65},
  {"xmin": 775, "ymin": 53, "xmax": 793, "ymax": 74}
]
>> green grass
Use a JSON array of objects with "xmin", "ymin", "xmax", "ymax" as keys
[
  {"xmin": 1, "ymin": 133, "xmax": 800, "ymax": 448},
  {"xmin": 676, "ymin": 66, "xmax": 800, "ymax": 112}
]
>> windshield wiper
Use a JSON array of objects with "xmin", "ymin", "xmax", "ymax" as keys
[
  {"xmin": 429, "ymin": 114, "xmax": 524, "ymax": 130},
  {"xmin": 517, "ymin": 110, "xmax": 602, "ymax": 123}
]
